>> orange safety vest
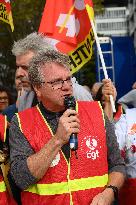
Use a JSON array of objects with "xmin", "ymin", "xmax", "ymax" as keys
[
  {"xmin": 0, "ymin": 115, "xmax": 16, "ymax": 205},
  {"xmin": 17, "ymin": 101, "xmax": 108, "ymax": 205}
]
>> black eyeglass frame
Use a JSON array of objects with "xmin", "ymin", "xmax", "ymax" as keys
[{"xmin": 40, "ymin": 77, "xmax": 72, "ymax": 90}]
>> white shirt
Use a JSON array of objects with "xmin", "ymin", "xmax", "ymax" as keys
[
  {"xmin": 115, "ymin": 108, "xmax": 136, "ymax": 178},
  {"xmin": 72, "ymin": 77, "xmax": 93, "ymax": 101}
]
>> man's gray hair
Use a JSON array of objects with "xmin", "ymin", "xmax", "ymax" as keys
[
  {"xmin": 28, "ymin": 49, "xmax": 70, "ymax": 86},
  {"xmin": 12, "ymin": 32, "xmax": 53, "ymax": 56}
]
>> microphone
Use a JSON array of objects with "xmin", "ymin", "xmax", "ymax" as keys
[{"xmin": 64, "ymin": 96, "xmax": 78, "ymax": 152}]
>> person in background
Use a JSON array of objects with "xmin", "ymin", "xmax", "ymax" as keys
[
  {"xmin": 9, "ymin": 49, "xmax": 125, "ymax": 205},
  {"xmin": 84, "ymin": 81, "xmax": 117, "ymax": 121},
  {"xmin": 90, "ymin": 82, "xmax": 103, "ymax": 100},
  {"xmin": 2, "ymin": 69, "xmax": 32, "ymax": 205},
  {"xmin": 118, "ymin": 82, "xmax": 136, "ymax": 111},
  {"xmin": 0, "ymin": 114, "xmax": 16, "ymax": 205},
  {"xmin": 0, "ymin": 86, "xmax": 11, "ymax": 113},
  {"xmin": 115, "ymin": 107, "xmax": 136, "ymax": 205},
  {"xmin": 2, "ymin": 69, "xmax": 32, "ymax": 123}
]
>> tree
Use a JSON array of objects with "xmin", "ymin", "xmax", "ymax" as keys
[{"xmin": 0, "ymin": 0, "xmax": 104, "ymax": 92}]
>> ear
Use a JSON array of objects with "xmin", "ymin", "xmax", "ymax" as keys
[{"xmin": 33, "ymin": 85, "xmax": 42, "ymax": 99}]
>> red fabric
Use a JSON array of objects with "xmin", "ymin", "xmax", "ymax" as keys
[
  {"xmin": 114, "ymin": 104, "xmax": 123, "ymax": 121},
  {"xmin": 0, "ymin": 0, "xmax": 11, "ymax": 13},
  {"xmin": 0, "ymin": 175, "xmax": 17, "ymax": 205},
  {"xmin": 39, "ymin": 0, "xmax": 93, "ymax": 53},
  {"xmin": 119, "ymin": 178, "xmax": 136, "ymax": 205},
  {"xmin": 84, "ymin": 0, "xmax": 93, "ymax": 6},
  {"xmin": 0, "ymin": 115, "xmax": 6, "ymax": 142},
  {"xmin": 19, "ymin": 102, "xmax": 108, "ymax": 205},
  {"xmin": 0, "ymin": 116, "xmax": 16, "ymax": 205}
]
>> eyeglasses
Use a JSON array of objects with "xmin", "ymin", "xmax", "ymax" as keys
[{"xmin": 41, "ymin": 77, "xmax": 72, "ymax": 90}]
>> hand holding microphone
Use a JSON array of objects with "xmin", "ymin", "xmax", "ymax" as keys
[
  {"xmin": 55, "ymin": 96, "xmax": 79, "ymax": 158},
  {"xmin": 64, "ymin": 96, "xmax": 78, "ymax": 156}
]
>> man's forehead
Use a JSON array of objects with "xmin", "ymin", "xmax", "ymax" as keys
[
  {"xmin": 41, "ymin": 63, "xmax": 71, "ymax": 77},
  {"xmin": 42, "ymin": 62, "xmax": 70, "ymax": 71}
]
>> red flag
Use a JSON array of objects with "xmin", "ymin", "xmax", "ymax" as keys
[
  {"xmin": 39, "ymin": 0, "xmax": 94, "ymax": 74},
  {"xmin": 0, "ymin": 0, "xmax": 14, "ymax": 31}
]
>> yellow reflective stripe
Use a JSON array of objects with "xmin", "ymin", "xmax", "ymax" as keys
[
  {"xmin": 0, "ymin": 181, "xmax": 6, "ymax": 192},
  {"xmin": 25, "ymin": 174, "xmax": 108, "ymax": 195},
  {"xmin": 69, "ymin": 174, "xmax": 108, "ymax": 192},
  {"xmin": 25, "ymin": 181, "xmax": 69, "ymax": 195},
  {"xmin": 16, "ymin": 113, "xmax": 23, "ymax": 133},
  {"xmin": 98, "ymin": 101, "xmax": 105, "ymax": 126},
  {"xmin": 4, "ymin": 115, "xmax": 7, "ymax": 142}
]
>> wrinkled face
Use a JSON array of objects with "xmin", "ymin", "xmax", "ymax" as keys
[
  {"xmin": 15, "ymin": 69, "xmax": 31, "ymax": 92},
  {"xmin": 15, "ymin": 69, "xmax": 22, "ymax": 91},
  {"xmin": 34, "ymin": 63, "xmax": 73, "ymax": 112},
  {"xmin": 15, "ymin": 51, "xmax": 34, "ymax": 91},
  {"xmin": 0, "ymin": 91, "xmax": 9, "ymax": 112}
]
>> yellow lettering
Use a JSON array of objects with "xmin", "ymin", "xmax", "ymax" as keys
[
  {"xmin": 0, "ymin": 3, "xmax": 6, "ymax": 12},
  {"xmin": 69, "ymin": 29, "xmax": 95, "ymax": 74}
]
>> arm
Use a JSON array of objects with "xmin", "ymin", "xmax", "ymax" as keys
[
  {"xmin": 27, "ymin": 109, "xmax": 80, "ymax": 180},
  {"xmin": 90, "ymin": 115, "xmax": 126, "ymax": 205},
  {"xmin": 103, "ymin": 102, "xmax": 114, "ymax": 121},
  {"xmin": 102, "ymin": 79, "xmax": 117, "ymax": 121},
  {"xmin": 10, "ymin": 109, "xmax": 80, "ymax": 189},
  {"xmin": 91, "ymin": 172, "xmax": 124, "ymax": 205},
  {"xmin": 9, "ymin": 116, "xmax": 37, "ymax": 190}
]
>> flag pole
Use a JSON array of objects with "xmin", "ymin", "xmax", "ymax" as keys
[{"xmin": 86, "ymin": 4, "xmax": 116, "ymax": 113}]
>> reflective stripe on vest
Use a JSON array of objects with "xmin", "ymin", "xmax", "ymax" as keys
[
  {"xmin": 25, "ymin": 174, "xmax": 108, "ymax": 195},
  {"xmin": 0, "ymin": 181, "xmax": 6, "ymax": 192}
]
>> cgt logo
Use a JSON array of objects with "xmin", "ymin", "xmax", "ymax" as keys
[
  {"xmin": 87, "ymin": 149, "xmax": 99, "ymax": 160},
  {"xmin": 81, "ymin": 136, "xmax": 100, "ymax": 160},
  {"xmin": 86, "ymin": 138, "xmax": 99, "ymax": 160}
]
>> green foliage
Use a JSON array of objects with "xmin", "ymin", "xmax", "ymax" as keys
[
  {"xmin": 0, "ymin": 0, "xmax": 46, "ymax": 89},
  {"xmin": 11, "ymin": 0, "xmax": 45, "ymax": 40},
  {"xmin": 0, "ymin": 0, "xmax": 104, "ymax": 90},
  {"xmin": 93, "ymin": 0, "xmax": 104, "ymax": 13}
]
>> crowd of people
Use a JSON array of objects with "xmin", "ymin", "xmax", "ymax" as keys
[{"xmin": 0, "ymin": 32, "xmax": 136, "ymax": 205}]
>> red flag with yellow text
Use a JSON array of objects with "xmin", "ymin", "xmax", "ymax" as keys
[
  {"xmin": 39, "ymin": 0, "xmax": 94, "ymax": 74},
  {"xmin": 0, "ymin": 0, "xmax": 14, "ymax": 31}
]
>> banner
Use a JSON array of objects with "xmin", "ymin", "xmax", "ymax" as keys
[
  {"xmin": 0, "ymin": 0, "xmax": 14, "ymax": 32},
  {"xmin": 39, "ymin": 0, "xmax": 94, "ymax": 74}
]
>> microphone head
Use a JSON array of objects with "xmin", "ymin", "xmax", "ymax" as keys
[{"xmin": 64, "ymin": 96, "xmax": 76, "ymax": 109}]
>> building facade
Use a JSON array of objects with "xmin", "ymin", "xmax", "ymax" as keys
[
  {"xmin": 128, "ymin": 0, "xmax": 136, "ymax": 51},
  {"xmin": 95, "ymin": 7, "xmax": 129, "ymax": 36}
]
